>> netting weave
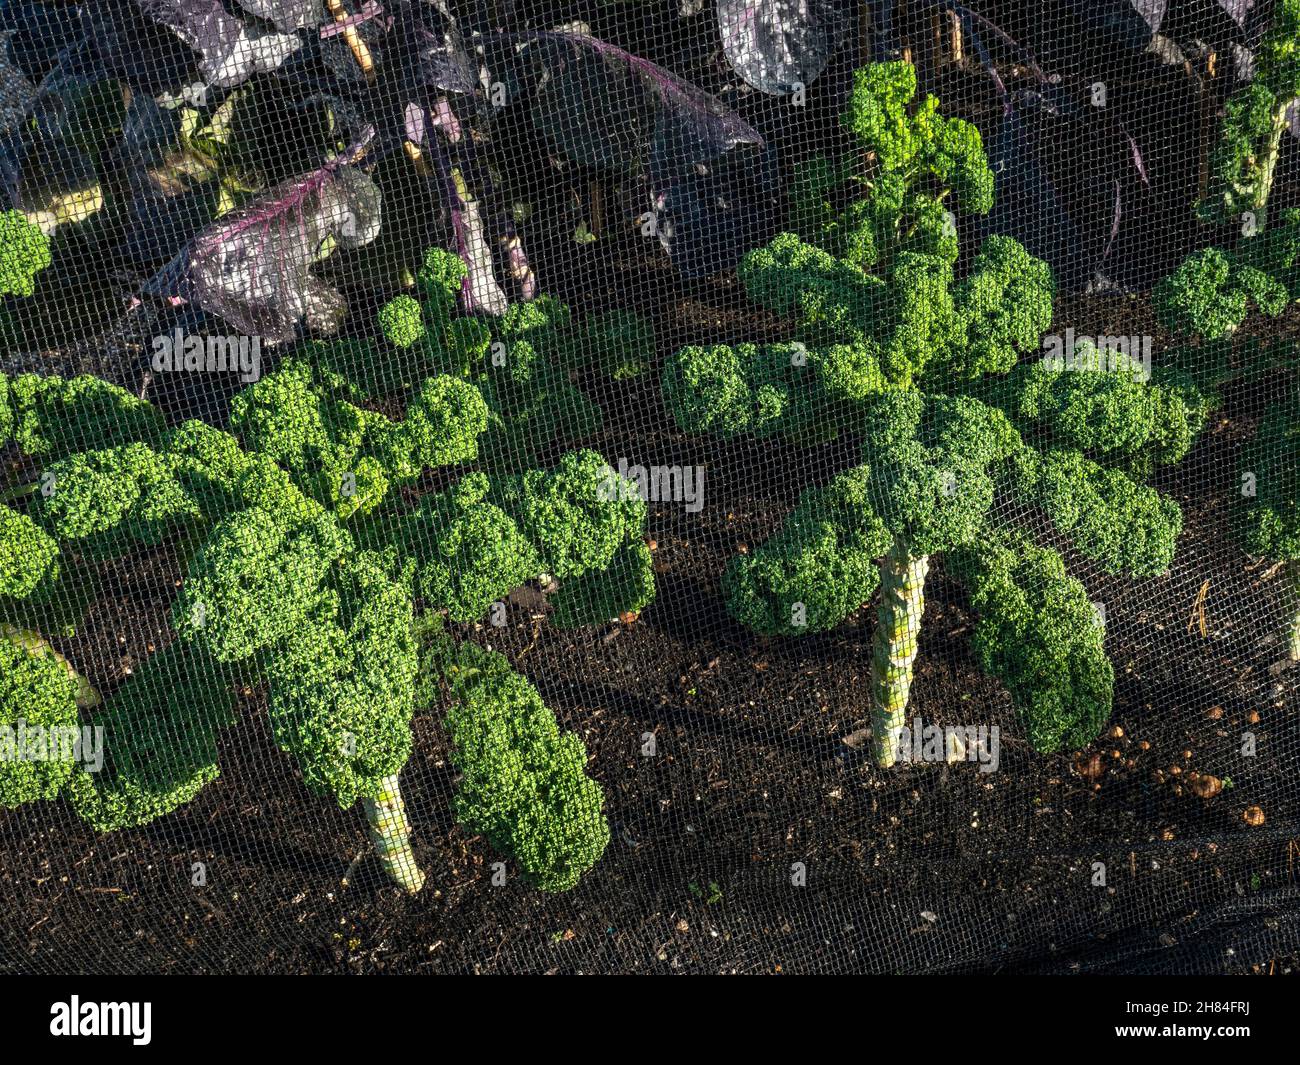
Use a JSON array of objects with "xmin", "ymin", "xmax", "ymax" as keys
[{"xmin": 0, "ymin": 0, "xmax": 1297, "ymax": 975}]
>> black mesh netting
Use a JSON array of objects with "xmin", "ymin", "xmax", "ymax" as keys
[{"xmin": 0, "ymin": 0, "xmax": 1298, "ymax": 975}]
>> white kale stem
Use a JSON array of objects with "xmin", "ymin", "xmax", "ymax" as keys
[
  {"xmin": 869, "ymin": 537, "xmax": 930, "ymax": 768},
  {"xmin": 361, "ymin": 773, "xmax": 425, "ymax": 893}
]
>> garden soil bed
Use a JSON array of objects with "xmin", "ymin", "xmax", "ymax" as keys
[{"xmin": 2, "ymin": 249, "xmax": 1298, "ymax": 973}]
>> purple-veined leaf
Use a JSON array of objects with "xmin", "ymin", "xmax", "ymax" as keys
[
  {"xmin": 520, "ymin": 40, "xmax": 651, "ymax": 172},
  {"xmin": 960, "ymin": 11, "xmax": 1083, "ymax": 285},
  {"xmin": 415, "ymin": 9, "xmax": 476, "ymax": 95},
  {"xmin": 1149, "ymin": 0, "xmax": 1252, "ymax": 46},
  {"xmin": 0, "ymin": 3, "xmax": 86, "ymax": 84},
  {"xmin": 188, "ymin": 135, "xmax": 382, "ymax": 343},
  {"xmin": 982, "ymin": 95, "xmax": 1091, "ymax": 291},
  {"xmin": 1066, "ymin": 0, "xmax": 1160, "ymax": 52},
  {"xmin": 960, "ymin": 9, "xmax": 1160, "ymax": 291},
  {"xmin": 947, "ymin": 2, "xmax": 1047, "ymax": 81},
  {"xmin": 134, "ymin": 0, "xmax": 302, "ymax": 88},
  {"xmin": 125, "ymin": 180, "xmax": 219, "ymax": 270},
  {"xmin": 0, "ymin": 42, "xmax": 109, "ymax": 234},
  {"xmin": 235, "ymin": 0, "xmax": 324, "ymax": 32},
  {"xmin": 141, "ymin": 246, "xmax": 197, "ymax": 305},
  {"xmin": 501, "ymin": 30, "xmax": 763, "ymax": 179},
  {"xmin": 81, "ymin": 0, "xmax": 199, "ymax": 96},
  {"xmin": 717, "ymin": 0, "xmax": 852, "ymax": 95},
  {"xmin": 495, "ymin": 30, "xmax": 768, "ymax": 276},
  {"xmin": 0, "ymin": 125, "xmax": 100, "ymax": 231}
]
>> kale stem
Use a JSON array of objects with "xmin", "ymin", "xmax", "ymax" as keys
[
  {"xmin": 361, "ymin": 773, "xmax": 426, "ymax": 893},
  {"xmin": 870, "ymin": 536, "xmax": 930, "ymax": 768},
  {"xmin": 1253, "ymin": 100, "xmax": 1291, "ymax": 223},
  {"xmin": 325, "ymin": 0, "xmax": 375, "ymax": 82},
  {"xmin": 1, "ymin": 624, "xmax": 101, "ymax": 708},
  {"xmin": 0, "ymin": 482, "xmax": 37, "ymax": 503}
]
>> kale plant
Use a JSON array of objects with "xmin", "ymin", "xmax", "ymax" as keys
[
  {"xmin": 0, "ymin": 355, "xmax": 654, "ymax": 892},
  {"xmin": 664, "ymin": 64, "xmax": 1210, "ymax": 767},
  {"xmin": 1197, "ymin": 0, "xmax": 1300, "ymax": 226},
  {"xmin": 1155, "ymin": 1, "xmax": 1300, "ymax": 341},
  {"xmin": 1144, "ymin": 2, "xmax": 1300, "ymax": 660},
  {"xmin": 309, "ymin": 245, "xmax": 654, "ymax": 467},
  {"xmin": 790, "ymin": 61, "xmax": 993, "ymax": 276}
]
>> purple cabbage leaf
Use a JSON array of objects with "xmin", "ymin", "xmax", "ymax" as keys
[
  {"xmin": 188, "ymin": 134, "xmax": 382, "ymax": 343},
  {"xmin": 235, "ymin": 0, "xmax": 326, "ymax": 32},
  {"xmin": 492, "ymin": 30, "xmax": 770, "ymax": 276},
  {"xmin": 133, "ymin": 0, "xmax": 303, "ymax": 89},
  {"xmin": 119, "ymin": 94, "xmax": 222, "ymax": 269},
  {"xmin": 717, "ymin": 0, "xmax": 852, "ymax": 95},
  {"xmin": 498, "ymin": 30, "xmax": 764, "ymax": 178}
]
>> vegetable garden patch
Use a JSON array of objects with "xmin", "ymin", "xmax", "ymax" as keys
[{"xmin": 0, "ymin": 0, "xmax": 1297, "ymax": 975}]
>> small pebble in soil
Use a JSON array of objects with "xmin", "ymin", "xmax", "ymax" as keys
[{"xmin": 1189, "ymin": 775, "xmax": 1223, "ymax": 798}]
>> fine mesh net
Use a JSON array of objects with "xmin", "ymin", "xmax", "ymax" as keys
[{"xmin": 0, "ymin": 0, "xmax": 1297, "ymax": 976}]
